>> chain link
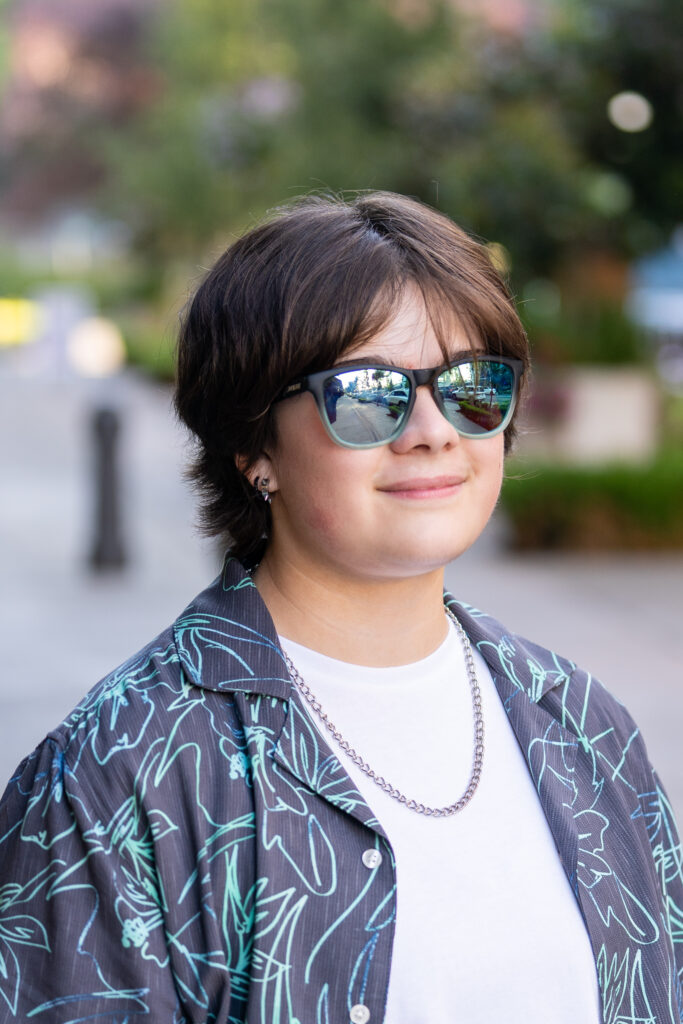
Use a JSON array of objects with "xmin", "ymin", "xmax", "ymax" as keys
[{"xmin": 282, "ymin": 607, "xmax": 484, "ymax": 816}]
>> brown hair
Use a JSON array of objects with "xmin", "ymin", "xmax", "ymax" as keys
[{"xmin": 174, "ymin": 191, "xmax": 529, "ymax": 563}]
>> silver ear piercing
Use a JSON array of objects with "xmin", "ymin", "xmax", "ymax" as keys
[{"xmin": 256, "ymin": 477, "xmax": 272, "ymax": 503}]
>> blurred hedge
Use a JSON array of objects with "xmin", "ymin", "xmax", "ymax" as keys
[
  {"xmin": 122, "ymin": 319, "xmax": 176, "ymax": 381},
  {"xmin": 500, "ymin": 452, "xmax": 683, "ymax": 550}
]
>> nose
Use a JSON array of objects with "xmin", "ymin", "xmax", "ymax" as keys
[{"xmin": 389, "ymin": 383, "xmax": 459, "ymax": 454}]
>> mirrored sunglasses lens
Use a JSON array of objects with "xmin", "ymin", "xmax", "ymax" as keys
[
  {"xmin": 322, "ymin": 368, "xmax": 411, "ymax": 446},
  {"xmin": 437, "ymin": 361, "xmax": 515, "ymax": 436}
]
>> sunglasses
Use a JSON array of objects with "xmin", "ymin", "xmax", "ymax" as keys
[{"xmin": 277, "ymin": 355, "xmax": 523, "ymax": 449}]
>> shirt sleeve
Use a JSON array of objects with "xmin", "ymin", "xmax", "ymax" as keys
[
  {"xmin": 649, "ymin": 769, "xmax": 683, "ymax": 987},
  {"xmin": 0, "ymin": 736, "xmax": 188, "ymax": 1022},
  {"xmin": 608, "ymin": 697, "xmax": 683, "ymax": 995}
]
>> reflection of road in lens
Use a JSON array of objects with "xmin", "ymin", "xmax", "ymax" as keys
[{"xmin": 333, "ymin": 394, "xmax": 397, "ymax": 444}]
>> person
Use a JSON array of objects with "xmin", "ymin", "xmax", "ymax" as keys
[{"xmin": 0, "ymin": 192, "xmax": 681, "ymax": 1024}]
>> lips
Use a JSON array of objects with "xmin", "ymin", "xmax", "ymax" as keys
[{"xmin": 379, "ymin": 475, "xmax": 466, "ymax": 495}]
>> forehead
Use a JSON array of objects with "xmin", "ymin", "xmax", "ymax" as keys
[{"xmin": 346, "ymin": 288, "xmax": 480, "ymax": 368}]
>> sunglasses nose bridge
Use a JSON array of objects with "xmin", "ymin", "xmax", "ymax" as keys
[
  {"xmin": 410, "ymin": 367, "xmax": 437, "ymax": 388},
  {"xmin": 402, "ymin": 373, "xmax": 453, "ymax": 434},
  {"xmin": 408, "ymin": 367, "xmax": 446, "ymax": 417}
]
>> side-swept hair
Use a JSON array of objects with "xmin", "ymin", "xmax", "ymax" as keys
[{"xmin": 174, "ymin": 191, "xmax": 529, "ymax": 563}]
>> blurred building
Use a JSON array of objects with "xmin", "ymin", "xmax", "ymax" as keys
[{"xmin": 0, "ymin": 0, "xmax": 160, "ymax": 228}]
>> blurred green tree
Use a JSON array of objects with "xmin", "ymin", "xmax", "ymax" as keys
[
  {"xmin": 545, "ymin": 0, "xmax": 683, "ymax": 258},
  {"xmin": 95, "ymin": 0, "xmax": 594, "ymax": 282},
  {"xmin": 1, "ymin": 0, "xmax": 681, "ymax": 290}
]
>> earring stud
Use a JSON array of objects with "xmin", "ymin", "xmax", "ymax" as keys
[{"xmin": 257, "ymin": 477, "xmax": 272, "ymax": 504}]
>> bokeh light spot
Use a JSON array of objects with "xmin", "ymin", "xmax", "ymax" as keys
[
  {"xmin": 0, "ymin": 299, "xmax": 40, "ymax": 347},
  {"xmin": 67, "ymin": 318, "xmax": 126, "ymax": 377},
  {"xmin": 607, "ymin": 91, "xmax": 653, "ymax": 133},
  {"xmin": 486, "ymin": 241, "xmax": 511, "ymax": 275},
  {"xmin": 584, "ymin": 172, "xmax": 632, "ymax": 215}
]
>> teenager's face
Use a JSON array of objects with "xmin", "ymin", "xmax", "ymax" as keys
[{"xmin": 261, "ymin": 290, "xmax": 505, "ymax": 582}]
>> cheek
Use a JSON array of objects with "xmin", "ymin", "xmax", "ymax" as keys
[
  {"xmin": 492, "ymin": 445, "xmax": 505, "ymax": 486},
  {"xmin": 274, "ymin": 438, "xmax": 375, "ymax": 538},
  {"xmin": 475, "ymin": 439, "xmax": 505, "ymax": 502},
  {"xmin": 301, "ymin": 492, "xmax": 341, "ymax": 534}
]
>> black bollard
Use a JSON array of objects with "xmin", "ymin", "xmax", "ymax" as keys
[{"xmin": 89, "ymin": 406, "xmax": 127, "ymax": 571}]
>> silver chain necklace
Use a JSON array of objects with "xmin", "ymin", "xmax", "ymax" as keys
[{"xmin": 282, "ymin": 607, "xmax": 484, "ymax": 817}]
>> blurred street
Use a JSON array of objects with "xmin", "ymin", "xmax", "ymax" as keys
[{"xmin": 1, "ymin": 366, "xmax": 682, "ymax": 824}]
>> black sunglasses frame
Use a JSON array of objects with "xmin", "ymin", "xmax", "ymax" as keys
[{"xmin": 277, "ymin": 354, "xmax": 524, "ymax": 449}]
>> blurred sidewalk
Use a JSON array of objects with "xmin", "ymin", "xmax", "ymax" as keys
[
  {"xmin": 0, "ymin": 367, "xmax": 217, "ymax": 780},
  {"xmin": 1, "ymin": 367, "xmax": 682, "ymax": 825}
]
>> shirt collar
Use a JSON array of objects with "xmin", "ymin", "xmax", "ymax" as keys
[
  {"xmin": 445, "ymin": 595, "xmax": 575, "ymax": 704},
  {"xmin": 172, "ymin": 556, "xmax": 571, "ymax": 705},
  {"xmin": 172, "ymin": 556, "xmax": 293, "ymax": 699}
]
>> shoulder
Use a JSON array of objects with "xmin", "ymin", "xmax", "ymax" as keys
[
  {"xmin": 0, "ymin": 621, "xmax": 249, "ymax": 839},
  {"xmin": 2, "ymin": 562, "xmax": 289, "ymax": 830},
  {"xmin": 33, "ymin": 623, "xmax": 215, "ymax": 767},
  {"xmin": 0, "ymin": 621, "xmax": 258, "ymax": 1022},
  {"xmin": 446, "ymin": 593, "xmax": 649, "ymax": 777},
  {"xmin": 448, "ymin": 591, "xmax": 584, "ymax": 690}
]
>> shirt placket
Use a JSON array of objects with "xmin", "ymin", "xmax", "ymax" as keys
[{"xmin": 233, "ymin": 688, "xmax": 396, "ymax": 1024}]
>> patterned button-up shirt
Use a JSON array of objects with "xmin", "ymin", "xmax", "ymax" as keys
[{"xmin": 1, "ymin": 557, "xmax": 682, "ymax": 1022}]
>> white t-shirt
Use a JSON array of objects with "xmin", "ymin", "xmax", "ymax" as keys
[{"xmin": 280, "ymin": 623, "xmax": 602, "ymax": 1023}]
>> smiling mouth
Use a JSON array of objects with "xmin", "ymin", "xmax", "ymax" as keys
[{"xmin": 379, "ymin": 476, "xmax": 466, "ymax": 498}]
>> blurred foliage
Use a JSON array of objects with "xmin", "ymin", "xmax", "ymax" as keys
[
  {"xmin": 663, "ymin": 393, "xmax": 683, "ymax": 448},
  {"xmin": 94, "ymin": 0, "xmax": 598, "ymax": 276},
  {"xmin": 93, "ymin": 0, "xmax": 683, "ymax": 280},
  {"xmin": 3, "ymin": 0, "xmax": 681, "ymax": 291},
  {"xmin": 1, "ymin": 0, "xmax": 681, "ymax": 391},
  {"xmin": 120, "ymin": 314, "xmax": 176, "ymax": 381},
  {"xmin": 555, "ymin": 0, "xmax": 683, "ymax": 253},
  {"xmin": 0, "ymin": 251, "xmax": 161, "ymax": 310},
  {"xmin": 500, "ymin": 450, "xmax": 683, "ymax": 550},
  {"xmin": 522, "ymin": 298, "xmax": 648, "ymax": 365}
]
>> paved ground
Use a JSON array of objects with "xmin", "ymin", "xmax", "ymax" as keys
[{"xmin": 2, "ymin": 364, "xmax": 682, "ymax": 824}]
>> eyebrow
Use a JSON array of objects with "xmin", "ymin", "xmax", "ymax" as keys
[{"xmin": 333, "ymin": 348, "xmax": 476, "ymax": 370}]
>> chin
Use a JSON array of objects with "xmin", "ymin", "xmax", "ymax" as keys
[
  {"xmin": 388, "ymin": 521, "xmax": 487, "ymax": 568},
  {"xmin": 366, "ymin": 541, "xmax": 476, "ymax": 579}
]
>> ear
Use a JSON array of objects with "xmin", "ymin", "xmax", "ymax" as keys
[{"xmin": 235, "ymin": 452, "xmax": 278, "ymax": 494}]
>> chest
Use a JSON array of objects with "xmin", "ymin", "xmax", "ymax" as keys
[{"xmin": 170, "ymin": 687, "xmax": 679, "ymax": 1024}]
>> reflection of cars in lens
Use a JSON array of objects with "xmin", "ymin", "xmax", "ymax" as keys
[
  {"xmin": 448, "ymin": 386, "xmax": 468, "ymax": 400},
  {"xmin": 358, "ymin": 388, "xmax": 384, "ymax": 403},
  {"xmin": 451, "ymin": 386, "xmax": 496, "ymax": 404},
  {"xmin": 382, "ymin": 388, "xmax": 409, "ymax": 407}
]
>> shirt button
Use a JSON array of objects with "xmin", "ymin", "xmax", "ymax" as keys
[
  {"xmin": 361, "ymin": 848, "xmax": 382, "ymax": 869},
  {"xmin": 350, "ymin": 1005, "xmax": 371, "ymax": 1024}
]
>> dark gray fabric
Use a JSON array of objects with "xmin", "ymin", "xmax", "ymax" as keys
[{"xmin": 1, "ymin": 556, "xmax": 681, "ymax": 1022}]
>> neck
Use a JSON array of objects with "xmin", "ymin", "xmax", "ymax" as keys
[{"xmin": 253, "ymin": 550, "xmax": 448, "ymax": 667}]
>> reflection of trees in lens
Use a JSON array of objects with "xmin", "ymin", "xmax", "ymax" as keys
[{"xmin": 487, "ymin": 362, "xmax": 513, "ymax": 398}]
